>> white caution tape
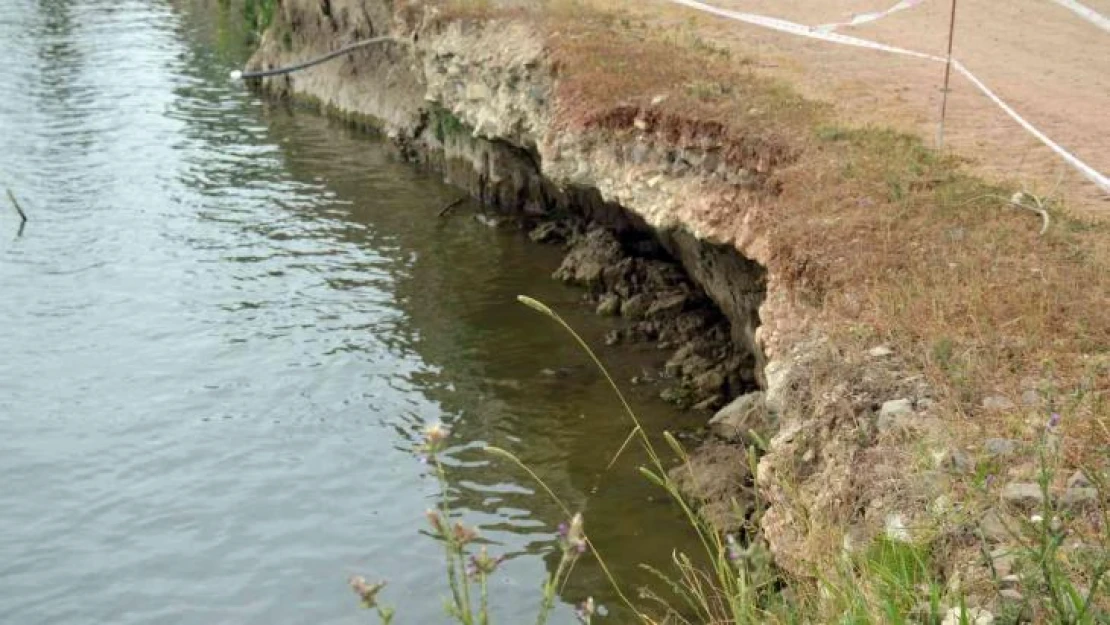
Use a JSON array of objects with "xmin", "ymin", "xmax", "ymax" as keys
[
  {"xmin": 951, "ymin": 60, "xmax": 1110, "ymax": 195},
  {"xmin": 1049, "ymin": 0, "xmax": 1110, "ymax": 34},
  {"xmin": 666, "ymin": 0, "xmax": 1110, "ymax": 195},
  {"xmin": 668, "ymin": 0, "xmax": 943, "ymax": 60},
  {"xmin": 815, "ymin": 0, "xmax": 925, "ymax": 33}
]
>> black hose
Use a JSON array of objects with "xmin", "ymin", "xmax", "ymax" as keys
[{"xmin": 231, "ymin": 36, "xmax": 402, "ymax": 80}]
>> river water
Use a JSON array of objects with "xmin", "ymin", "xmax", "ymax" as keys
[{"xmin": 0, "ymin": 2, "xmax": 701, "ymax": 623}]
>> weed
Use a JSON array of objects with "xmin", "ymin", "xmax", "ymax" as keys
[
  {"xmin": 430, "ymin": 105, "xmax": 468, "ymax": 143},
  {"xmin": 241, "ymin": 0, "xmax": 277, "ymax": 40}
]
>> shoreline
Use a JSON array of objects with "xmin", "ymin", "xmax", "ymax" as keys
[{"xmin": 234, "ymin": 0, "xmax": 1110, "ymax": 617}]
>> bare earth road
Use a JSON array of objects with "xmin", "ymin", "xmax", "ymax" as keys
[{"xmin": 650, "ymin": 0, "xmax": 1110, "ymax": 216}]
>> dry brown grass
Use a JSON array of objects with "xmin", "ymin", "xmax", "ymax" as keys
[
  {"xmin": 430, "ymin": 0, "xmax": 1110, "ymax": 606},
  {"xmin": 459, "ymin": 0, "xmax": 1110, "ymax": 471}
]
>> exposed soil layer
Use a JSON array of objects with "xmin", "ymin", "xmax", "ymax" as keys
[{"xmin": 240, "ymin": 1, "xmax": 1110, "ymax": 611}]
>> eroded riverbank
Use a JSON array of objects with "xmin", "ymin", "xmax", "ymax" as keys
[
  {"xmin": 229, "ymin": 0, "xmax": 1110, "ymax": 620},
  {"xmin": 0, "ymin": 2, "xmax": 758, "ymax": 623}
]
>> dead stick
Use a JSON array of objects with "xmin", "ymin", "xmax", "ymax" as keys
[
  {"xmin": 6, "ymin": 189, "xmax": 27, "ymax": 224},
  {"xmin": 437, "ymin": 196, "xmax": 466, "ymax": 218},
  {"xmin": 937, "ymin": 0, "xmax": 959, "ymax": 148}
]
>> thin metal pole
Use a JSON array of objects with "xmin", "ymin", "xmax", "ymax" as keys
[{"xmin": 937, "ymin": 0, "xmax": 959, "ymax": 147}]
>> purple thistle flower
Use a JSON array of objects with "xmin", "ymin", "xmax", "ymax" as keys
[
  {"xmin": 466, "ymin": 547, "xmax": 504, "ymax": 579},
  {"xmin": 1048, "ymin": 412, "xmax": 1062, "ymax": 428},
  {"xmin": 555, "ymin": 514, "xmax": 588, "ymax": 556}
]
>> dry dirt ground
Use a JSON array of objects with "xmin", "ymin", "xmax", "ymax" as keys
[{"xmin": 636, "ymin": 0, "xmax": 1110, "ymax": 217}]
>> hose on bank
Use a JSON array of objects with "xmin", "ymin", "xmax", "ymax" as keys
[{"xmin": 230, "ymin": 36, "xmax": 403, "ymax": 80}]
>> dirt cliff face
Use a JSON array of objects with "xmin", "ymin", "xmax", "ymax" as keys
[{"xmin": 244, "ymin": 0, "xmax": 940, "ymax": 580}]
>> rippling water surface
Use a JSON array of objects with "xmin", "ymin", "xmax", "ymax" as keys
[{"xmin": 0, "ymin": 2, "xmax": 700, "ymax": 623}]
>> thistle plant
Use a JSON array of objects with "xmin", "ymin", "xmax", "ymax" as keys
[
  {"xmin": 536, "ymin": 512, "xmax": 589, "ymax": 625},
  {"xmin": 352, "ymin": 421, "xmax": 593, "ymax": 624}
]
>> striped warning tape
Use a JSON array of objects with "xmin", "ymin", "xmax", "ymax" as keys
[{"xmin": 666, "ymin": 0, "xmax": 1110, "ymax": 195}]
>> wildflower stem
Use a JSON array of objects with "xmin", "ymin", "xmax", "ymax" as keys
[
  {"xmin": 433, "ymin": 458, "xmax": 474, "ymax": 624},
  {"xmin": 536, "ymin": 552, "xmax": 571, "ymax": 625},
  {"xmin": 478, "ymin": 573, "xmax": 490, "ymax": 625},
  {"xmin": 485, "ymin": 445, "xmax": 641, "ymax": 617},
  {"xmin": 516, "ymin": 296, "xmax": 751, "ymax": 621}
]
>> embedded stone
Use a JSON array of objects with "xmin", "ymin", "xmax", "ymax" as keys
[
  {"xmin": 982, "ymin": 395, "xmax": 1016, "ymax": 411},
  {"xmin": 709, "ymin": 391, "xmax": 770, "ymax": 443},
  {"xmin": 595, "ymin": 294, "xmax": 621, "ymax": 316},
  {"xmin": 984, "ymin": 438, "xmax": 1018, "ymax": 457},
  {"xmin": 1060, "ymin": 487, "xmax": 1098, "ymax": 509},
  {"xmin": 1001, "ymin": 482, "xmax": 1044, "ymax": 507}
]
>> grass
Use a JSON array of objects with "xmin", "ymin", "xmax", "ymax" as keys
[
  {"xmin": 240, "ymin": 0, "xmax": 277, "ymax": 40},
  {"xmin": 350, "ymin": 298, "xmax": 1108, "ymax": 623},
  {"xmin": 430, "ymin": 104, "xmax": 470, "ymax": 144}
]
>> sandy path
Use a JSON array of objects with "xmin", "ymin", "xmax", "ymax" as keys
[{"xmin": 651, "ymin": 0, "xmax": 1110, "ymax": 215}]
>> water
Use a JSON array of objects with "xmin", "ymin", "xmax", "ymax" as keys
[{"xmin": 0, "ymin": 2, "xmax": 701, "ymax": 623}]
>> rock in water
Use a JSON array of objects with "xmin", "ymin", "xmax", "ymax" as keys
[
  {"xmin": 709, "ymin": 391, "xmax": 773, "ymax": 444},
  {"xmin": 595, "ymin": 293, "xmax": 621, "ymax": 316},
  {"xmin": 553, "ymin": 227, "xmax": 623, "ymax": 288}
]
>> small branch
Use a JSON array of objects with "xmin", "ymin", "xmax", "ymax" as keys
[
  {"xmin": 7, "ymin": 188, "xmax": 27, "ymax": 224},
  {"xmin": 437, "ymin": 196, "xmax": 467, "ymax": 218},
  {"xmin": 7, "ymin": 188, "xmax": 27, "ymax": 236}
]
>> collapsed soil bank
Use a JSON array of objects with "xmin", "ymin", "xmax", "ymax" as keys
[
  {"xmin": 246, "ymin": 2, "xmax": 772, "ymax": 404},
  {"xmin": 243, "ymin": 0, "xmax": 824, "ymax": 576}
]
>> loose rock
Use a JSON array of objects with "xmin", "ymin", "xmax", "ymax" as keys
[
  {"xmin": 620, "ymin": 293, "xmax": 650, "ymax": 320},
  {"xmin": 647, "ymin": 291, "xmax": 689, "ymax": 319},
  {"xmin": 982, "ymin": 395, "xmax": 1016, "ymax": 412},
  {"xmin": 990, "ymin": 547, "xmax": 1016, "ymax": 577},
  {"xmin": 595, "ymin": 293, "xmax": 621, "ymax": 316},
  {"xmin": 692, "ymin": 369, "xmax": 725, "ymax": 396},
  {"xmin": 1066, "ymin": 469, "xmax": 1092, "ymax": 489},
  {"xmin": 708, "ymin": 391, "xmax": 772, "ymax": 444},
  {"xmin": 1020, "ymin": 389, "xmax": 1041, "ymax": 406},
  {"xmin": 1001, "ymin": 482, "xmax": 1044, "ymax": 507},
  {"xmin": 1060, "ymin": 487, "xmax": 1098, "ymax": 509},
  {"xmin": 868, "ymin": 345, "xmax": 894, "ymax": 358},
  {"xmin": 980, "ymin": 509, "xmax": 1014, "ymax": 543},
  {"xmin": 553, "ymin": 227, "xmax": 623, "ymax": 288},
  {"xmin": 692, "ymin": 395, "xmax": 720, "ymax": 411},
  {"xmin": 528, "ymin": 221, "xmax": 566, "ymax": 244},
  {"xmin": 984, "ymin": 438, "xmax": 1018, "ymax": 457},
  {"xmin": 877, "ymin": 398, "xmax": 914, "ymax": 433},
  {"xmin": 942, "ymin": 607, "xmax": 994, "ymax": 625}
]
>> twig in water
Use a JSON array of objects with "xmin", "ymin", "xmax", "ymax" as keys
[
  {"xmin": 7, "ymin": 188, "xmax": 27, "ymax": 235},
  {"xmin": 437, "ymin": 196, "xmax": 467, "ymax": 218}
]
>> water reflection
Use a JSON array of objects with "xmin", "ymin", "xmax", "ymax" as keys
[{"xmin": 0, "ymin": 2, "xmax": 702, "ymax": 623}]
